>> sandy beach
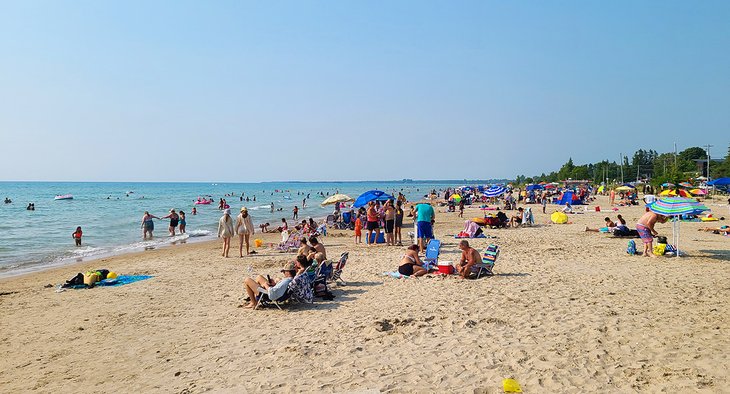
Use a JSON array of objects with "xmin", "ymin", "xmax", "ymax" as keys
[{"xmin": 1, "ymin": 195, "xmax": 728, "ymax": 393}]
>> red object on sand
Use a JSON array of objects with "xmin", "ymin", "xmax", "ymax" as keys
[{"xmin": 438, "ymin": 265, "xmax": 454, "ymax": 274}]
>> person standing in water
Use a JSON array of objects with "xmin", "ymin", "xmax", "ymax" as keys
[
  {"xmin": 293, "ymin": 206, "xmax": 299, "ymax": 220},
  {"xmin": 161, "ymin": 209, "xmax": 180, "ymax": 236},
  {"xmin": 72, "ymin": 227, "xmax": 83, "ymax": 246},
  {"xmin": 141, "ymin": 211, "xmax": 159, "ymax": 239},
  {"xmin": 179, "ymin": 211, "xmax": 186, "ymax": 234}
]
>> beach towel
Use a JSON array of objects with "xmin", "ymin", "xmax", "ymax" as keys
[
  {"xmin": 383, "ymin": 271, "xmax": 410, "ymax": 279},
  {"xmin": 97, "ymin": 275, "xmax": 153, "ymax": 287}
]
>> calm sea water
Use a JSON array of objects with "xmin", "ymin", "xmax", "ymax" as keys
[{"xmin": 0, "ymin": 181, "xmax": 454, "ymax": 277}]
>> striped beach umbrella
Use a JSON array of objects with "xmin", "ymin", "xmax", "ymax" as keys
[
  {"xmin": 659, "ymin": 189, "xmax": 690, "ymax": 197},
  {"xmin": 679, "ymin": 182, "xmax": 693, "ymax": 188},
  {"xmin": 648, "ymin": 197, "xmax": 709, "ymax": 258},
  {"xmin": 483, "ymin": 186, "xmax": 507, "ymax": 198}
]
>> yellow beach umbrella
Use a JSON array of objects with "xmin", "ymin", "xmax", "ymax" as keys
[
  {"xmin": 551, "ymin": 211, "xmax": 569, "ymax": 224},
  {"xmin": 320, "ymin": 194, "xmax": 354, "ymax": 206},
  {"xmin": 450, "ymin": 194, "xmax": 462, "ymax": 202}
]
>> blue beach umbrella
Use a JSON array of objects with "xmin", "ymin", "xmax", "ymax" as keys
[
  {"xmin": 647, "ymin": 197, "xmax": 710, "ymax": 258},
  {"xmin": 484, "ymin": 185, "xmax": 507, "ymax": 198},
  {"xmin": 353, "ymin": 190, "xmax": 394, "ymax": 208}
]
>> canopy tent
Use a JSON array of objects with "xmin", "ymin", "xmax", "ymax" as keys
[
  {"xmin": 526, "ymin": 184, "xmax": 544, "ymax": 192},
  {"xmin": 353, "ymin": 190, "xmax": 393, "ymax": 208},
  {"xmin": 648, "ymin": 197, "xmax": 710, "ymax": 258},
  {"xmin": 707, "ymin": 177, "xmax": 730, "ymax": 186}
]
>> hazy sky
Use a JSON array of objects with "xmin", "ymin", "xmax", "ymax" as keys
[{"xmin": 0, "ymin": 1, "xmax": 728, "ymax": 182}]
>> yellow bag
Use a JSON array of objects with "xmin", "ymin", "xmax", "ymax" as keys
[
  {"xmin": 83, "ymin": 272, "xmax": 101, "ymax": 286},
  {"xmin": 653, "ymin": 243, "xmax": 667, "ymax": 256},
  {"xmin": 254, "ymin": 239, "xmax": 263, "ymax": 247}
]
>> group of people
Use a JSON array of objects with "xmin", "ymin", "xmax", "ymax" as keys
[
  {"xmin": 354, "ymin": 199, "xmax": 434, "ymax": 250},
  {"xmin": 141, "ymin": 209, "xmax": 186, "ymax": 238},
  {"xmin": 217, "ymin": 207, "xmax": 256, "ymax": 258},
  {"xmin": 396, "ymin": 240, "xmax": 483, "ymax": 279}
]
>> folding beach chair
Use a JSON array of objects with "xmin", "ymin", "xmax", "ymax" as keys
[
  {"xmin": 330, "ymin": 252, "xmax": 349, "ymax": 285},
  {"xmin": 423, "ymin": 239, "xmax": 441, "ymax": 270},
  {"xmin": 254, "ymin": 288, "xmax": 292, "ymax": 310},
  {"xmin": 276, "ymin": 230, "xmax": 303, "ymax": 252},
  {"xmin": 471, "ymin": 244, "xmax": 499, "ymax": 279},
  {"xmin": 326, "ymin": 215, "xmax": 336, "ymax": 227}
]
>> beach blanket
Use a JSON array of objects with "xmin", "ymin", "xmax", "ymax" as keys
[
  {"xmin": 383, "ymin": 271, "xmax": 410, "ymax": 279},
  {"xmin": 97, "ymin": 275, "xmax": 153, "ymax": 287},
  {"xmin": 454, "ymin": 233, "xmax": 487, "ymax": 239}
]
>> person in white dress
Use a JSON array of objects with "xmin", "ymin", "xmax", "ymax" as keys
[
  {"xmin": 236, "ymin": 207, "xmax": 255, "ymax": 257},
  {"xmin": 217, "ymin": 209, "xmax": 234, "ymax": 258}
]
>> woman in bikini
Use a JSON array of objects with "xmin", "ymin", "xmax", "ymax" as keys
[{"xmin": 397, "ymin": 244, "xmax": 426, "ymax": 277}]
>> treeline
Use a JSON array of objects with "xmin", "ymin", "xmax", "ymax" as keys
[{"xmin": 515, "ymin": 145, "xmax": 730, "ymax": 186}]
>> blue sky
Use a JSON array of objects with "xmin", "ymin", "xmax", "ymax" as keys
[{"xmin": 0, "ymin": 1, "xmax": 728, "ymax": 182}]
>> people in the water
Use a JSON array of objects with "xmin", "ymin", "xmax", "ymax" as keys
[{"xmin": 72, "ymin": 227, "xmax": 83, "ymax": 246}]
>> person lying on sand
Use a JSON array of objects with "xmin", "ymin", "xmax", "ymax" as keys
[
  {"xmin": 585, "ymin": 217, "xmax": 616, "ymax": 233},
  {"xmin": 242, "ymin": 262, "xmax": 296, "ymax": 308},
  {"xmin": 456, "ymin": 240, "xmax": 481, "ymax": 279},
  {"xmin": 697, "ymin": 226, "xmax": 729, "ymax": 235}
]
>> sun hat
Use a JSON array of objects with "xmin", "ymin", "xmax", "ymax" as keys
[
  {"xmin": 223, "ymin": 208, "xmax": 231, "ymax": 215},
  {"xmin": 170, "ymin": 209, "xmax": 175, "ymax": 212},
  {"xmin": 281, "ymin": 262, "xmax": 296, "ymax": 272},
  {"xmin": 240, "ymin": 207, "xmax": 248, "ymax": 212}
]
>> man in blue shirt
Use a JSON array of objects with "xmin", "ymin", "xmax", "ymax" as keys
[
  {"xmin": 242, "ymin": 262, "xmax": 296, "ymax": 308},
  {"xmin": 415, "ymin": 202, "xmax": 435, "ymax": 252}
]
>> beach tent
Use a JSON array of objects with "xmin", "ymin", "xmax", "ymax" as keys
[
  {"xmin": 555, "ymin": 190, "xmax": 583, "ymax": 205},
  {"xmin": 353, "ymin": 190, "xmax": 393, "ymax": 208},
  {"xmin": 648, "ymin": 197, "xmax": 709, "ymax": 258}
]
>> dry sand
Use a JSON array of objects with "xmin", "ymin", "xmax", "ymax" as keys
[{"xmin": 1, "ymin": 195, "xmax": 728, "ymax": 393}]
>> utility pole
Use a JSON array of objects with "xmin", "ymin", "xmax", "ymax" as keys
[
  {"xmin": 704, "ymin": 144, "xmax": 713, "ymax": 180},
  {"xmin": 674, "ymin": 142, "xmax": 677, "ymax": 168},
  {"xmin": 619, "ymin": 153, "xmax": 624, "ymax": 184}
]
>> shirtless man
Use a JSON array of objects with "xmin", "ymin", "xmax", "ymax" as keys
[
  {"xmin": 636, "ymin": 210, "xmax": 667, "ymax": 257},
  {"xmin": 456, "ymin": 240, "xmax": 482, "ymax": 279}
]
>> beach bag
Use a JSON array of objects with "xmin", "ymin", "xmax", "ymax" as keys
[
  {"xmin": 653, "ymin": 243, "xmax": 667, "ymax": 256},
  {"xmin": 83, "ymin": 272, "xmax": 101, "ymax": 287},
  {"xmin": 627, "ymin": 240, "xmax": 637, "ymax": 255}
]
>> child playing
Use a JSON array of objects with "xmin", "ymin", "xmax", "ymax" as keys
[
  {"xmin": 354, "ymin": 214, "xmax": 362, "ymax": 244},
  {"xmin": 72, "ymin": 226, "xmax": 83, "ymax": 246}
]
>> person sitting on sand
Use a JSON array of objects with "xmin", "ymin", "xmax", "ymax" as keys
[
  {"xmin": 636, "ymin": 210, "xmax": 668, "ymax": 257},
  {"xmin": 456, "ymin": 240, "xmax": 482, "ymax": 279},
  {"xmin": 242, "ymin": 262, "xmax": 296, "ymax": 308},
  {"xmin": 585, "ymin": 217, "xmax": 617, "ymax": 233},
  {"xmin": 615, "ymin": 214, "xmax": 629, "ymax": 232},
  {"xmin": 307, "ymin": 236, "xmax": 326, "ymax": 260},
  {"xmin": 289, "ymin": 255, "xmax": 314, "ymax": 303},
  {"xmin": 509, "ymin": 207, "xmax": 524, "ymax": 227},
  {"xmin": 398, "ymin": 245, "xmax": 426, "ymax": 277},
  {"xmin": 259, "ymin": 222, "xmax": 270, "ymax": 232},
  {"xmin": 561, "ymin": 203, "xmax": 573, "ymax": 214},
  {"xmin": 296, "ymin": 238, "xmax": 312, "ymax": 257}
]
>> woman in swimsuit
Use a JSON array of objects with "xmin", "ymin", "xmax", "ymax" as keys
[
  {"xmin": 398, "ymin": 245, "xmax": 426, "ymax": 277},
  {"xmin": 394, "ymin": 201, "xmax": 404, "ymax": 246},
  {"xmin": 236, "ymin": 207, "xmax": 255, "ymax": 257},
  {"xmin": 161, "ymin": 209, "xmax": 180, "ymax": 236},
  {"xmin": 383, "ymin": 200, "xmax": 396, "ymax": 246},
  {"xmin": 141, "ymin": 211, "xmax": 159, "ymax": 239},
  {"xmin": 179, "ymin": 211, "xmax": 186, "ymax": 234}
]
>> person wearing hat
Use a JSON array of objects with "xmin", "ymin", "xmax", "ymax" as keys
[
  {"xmin": 242, "ymin": 262, "xmax": 296, "ymax": 308},
  {"xmin": 218, "ymin": 208, "xmax": 235, "ymax": 257},
  {"xmin": 236, "ymin": 207, "xmax": 255, "ymax": 257},
  {"xmin": 161, "ymin": 209, "xmax": 180, "ymax": 236}
]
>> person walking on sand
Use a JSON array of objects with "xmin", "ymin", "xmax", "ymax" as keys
[
  {"xmin": 636, "ymin": 210, "xmax": 667, "ymax": 257},
  {"xmin": 161, "ymin": 209, "xmax": 180, "ymax": 236},
  {"xmin": 610, "ymin": 189, "xmax": 616, "ymax": 206},
  {"xmin": 236, "ymin": 207, "xmax": 255, "ymax": 257},
  {"xmin": 458, "ymin": 199, "xmax": 465, "ymax": 218},
  {"xmin": 141, "ymin": 211, "xmax": 159, "ymax": 239},
  {"xmin": 218, "ymin": 208, "xmax": 234, "ymax": 257}
]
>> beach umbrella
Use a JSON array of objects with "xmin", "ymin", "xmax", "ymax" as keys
[
  {"xmin": 679, "ymin": 182, "xmax": 693, "ymax": 188},
  {"xmin": 450, "ymin": 194, "xmax": 462, "ymax": 202},
  {"xmin": 661, "ymin": 182, "xmax": 675, "ymax": 188},
  {"xmin": 659, "ymin": 189, "xmax": 690, "ymax": 197},
  {"xmin": 689, "ymin": 189, "xmax": 707, "ymax": 196},
  {"xmin": 353, "ymin": 190, "xmax": 393, "ymax": 208},
  {"xmin": 483, "ymin": 186, "xmax": 507, "ymax": 198},
  {"xmin": 320, "ymin": 194, "xmax": 354, "ymax": 207},
  {"xmin": 648, "ymin": 197, "xmax": 710, "ymax": 258},
  {"xmin": 551, "ymin": 211, "xmax": 568, "ymax": 224},
  {"xmin": 615, "ymin": 186, "xmax": 633, "ymax": 191}
]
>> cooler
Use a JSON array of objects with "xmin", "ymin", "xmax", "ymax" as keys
[{"xmin": 437, "ymin": 261, "xmax": 454, "ymax": 274}]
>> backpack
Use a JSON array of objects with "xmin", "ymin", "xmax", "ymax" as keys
[{"xmin": 627, "ymin": 240, "xmax": 637, "ymax": 255}]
